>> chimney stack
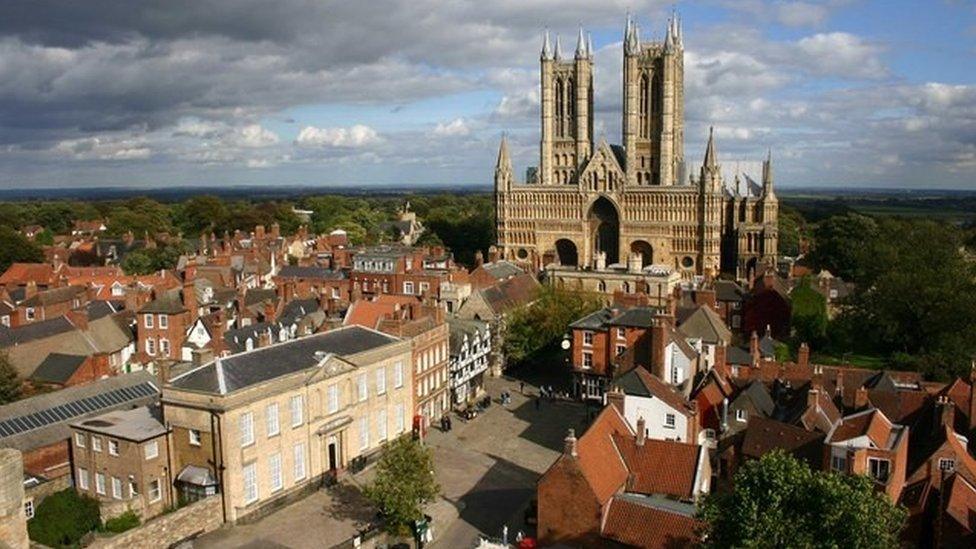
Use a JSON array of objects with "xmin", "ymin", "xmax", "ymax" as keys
[
  {"xmin": 258, "ymin": 329, "xmax": 272, "ymax": 348},
  {"xmin": 563, "ymin": 428, "xmax": 578, "ymax": 458},
  {"xmin": 474, "ymin": 250, "xmax": 484, "ymax": 267},
  {"xmin": 24, "ymin": 280, "xmax": 37, "ymax": 299},
  {"xmin": 636, "ymin": 417, "xmax": 646, "ymax": 446},
  {"xmin": 183, "ymin": 280, "xmax": 198, "ymax": 323},
  {"xmin": 487, "ymin": 245, "xmax": 499, "ymax": 263},
  {"xmin": 607, "ymin": 386, "xmax": 624, "ymax": 414},
  {"xmin": 854, "ymin": 386, "xmax": 869, "ymax": 409},
  {"xmin": 798, "ymin": 342, "xmax": 810, "ymax": 370},
  {"xmin": 750, "ymin": 331, "xmax": 760, "ymax": 366},
  {"xmin": 651, "ymin": 316, "xmax": 669, "ymax": 380}
]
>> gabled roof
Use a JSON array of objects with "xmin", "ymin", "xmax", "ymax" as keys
[
  {"xmin": 827, "ymin": 408, "xmax": 901, "ymax": 450},
  {"xmin": 612, "ymin": 434, "xmax": 702, "ymax": 499},
  {"xmin": 169, "ymin": 325, "xmax": 400, "ymax": 395},
  {"xmin": 447, "ymin": 318, "xmax": 488, "ymax": 355},
  {"xmin": 477, "ymin": 272, "xmax": 540, "ymax": 317},
  {"xmin": 614, "ymin": 367, "xmax": 693, "ymax": 414},
  {"xmin": 20, "ymin": 285, "xmax": 86, "ymax": 307},
  {"xmin": 72, "ymin": 405, "xmax": 167, "ymax": 442},
  {"xmin": 479, "ymin": 261, "xmax": 523, "ymax": 281},
  {"xmin": 678, "ymin": 305, "xmax": 732, "ymax": 345},
  {"xmin": 138, "ymin": 294, "xmax": 186, "ymax": 314},
  {"xmin": 732, "ymin": 380, "xmax": 775, "ymax": 417},
  {"xmin": 0, "ymin": 316, "xmax": 75, "ymax": 347},
  {"xmin": 575, "ymin": 405, "xmax": 633, "ymax": 504}
]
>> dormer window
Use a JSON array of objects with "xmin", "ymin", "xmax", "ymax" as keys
[{"xmin": 868, "ymin": 457, "xmax": 890, "ymax": 483}]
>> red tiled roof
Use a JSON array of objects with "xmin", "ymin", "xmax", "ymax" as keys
[
  {"xmin": 632, "ymin": 367, "xmax": 693, "ymax": 414},
  {"xmin": 0, "ymin": 263, "xmax": 57, "ymax": 286},
  {"xmin": 576, "ymin": 405, "xmax": 632, "ymax": 504},
  {"xmin": 741, "ymin": 416, "xmax": 824, "ymax": 463},
  {"xmin": 944, "ymin": 426, "xmax": 976, "ymax": 485},
  {"xmin": 828, "ymin": 409, "xmax": 893, "ymax": 449},
  {"xmin": 612, "ymin": 435, "xmax": 700, "ymax": 499},
  {"xmin": 602, "ymin": 497, "xmax": 701, "ymax": 548},
  {"xmin": 343, "ymin": 300, "xmax": 397, "ymax": 330}
]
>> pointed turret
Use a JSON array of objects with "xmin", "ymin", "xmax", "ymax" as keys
[
  {"xmin": 625, "ymin": 15, "xmax": 640, "ymax": 56},
  {"xmin": 676, "ymin": 14, "xmax": 683, "ymax": 48},
  {"xmin": 496, "ymin": 135, "xmax": 512, "ymax": 173},
  {"xmin": 665, "ymin": 17, "xmax": 675, "ymax": 52},
  {"xmin": 495, "ymin": 135, "xmax": 514, "ymax": 191},
  {"xmin": 762, "ymin": 149, "xmax": 775, "ymax": 197},
  {"xmin": 700, "ymin": 127, "xmax": 722, "ymax": 192},
  {"xmin": 575, "ymin": 26, "xmax": 586, "ymax": 59},
  {"xmin": 554, "ymin": 34, "xmax": 563, "ymax": 60},
  {"xmin": 587, "ymin": 32, "xmax": 594, "ymax": 58},
  {"xmin": 704, "ymin": 126, "xmax": 717, "ymax": 169},
  {"xmin": 541, "ymin": 29, "xmax": 552, "ymax": 60}
]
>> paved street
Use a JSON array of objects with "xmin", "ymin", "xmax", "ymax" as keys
[{"xmin": 192, "ymin": 372, "xmax": 587, "ymax": 549}]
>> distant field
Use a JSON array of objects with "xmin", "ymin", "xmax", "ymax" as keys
[{"xmin": 780, "ymin": 192, "xmax": 976, "ymax": 224}]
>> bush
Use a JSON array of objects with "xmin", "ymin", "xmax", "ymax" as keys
[
  {"xmin": 27, "ymin": 489, "xmax": 100, "ymax": 547},
  {"xmin": 102, "ymin": 510, "xmax": 141, "ymax": 534}
]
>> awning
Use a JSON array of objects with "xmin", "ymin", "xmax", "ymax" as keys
[{"xmin": 316, "ymin": 415, "xmax": 353, "ymax": 435}]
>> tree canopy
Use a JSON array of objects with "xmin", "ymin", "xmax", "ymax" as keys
[
  {"xmin": 790, "ymin": 277, "xmax": 828, "ymax": 348},
  {"xmin": 0, "ymin": 226, "xmax": 43, "ymax": 274},
  {"xmin": 0, "ymin": 352, "xmax": 22, "ymax": 405},
  {"xmin": 364, "ymin": 437, "xmax": 440, "ymax": 536},
  {"xmin": 698, "ymin": 451, "xmax": 905, "ymax": 549},
  {"xmin": 504, "ymin": 286, "xmax": 603, "ymax": 365}
]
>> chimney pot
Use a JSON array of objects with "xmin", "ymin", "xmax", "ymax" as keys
[
  {"xmin": 636, "ymin": 417, "xmax": 646, "ymax": 446},
  {"xmin": 564, "ymin": 428, "xmax": 578, "ymax": 457}
]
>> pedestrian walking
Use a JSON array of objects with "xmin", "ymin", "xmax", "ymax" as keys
[{"xmin": 520, "ymin": 381, "xmax": 525, "ymax": 395}]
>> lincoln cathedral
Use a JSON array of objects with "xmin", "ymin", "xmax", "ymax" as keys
[{"xmin": 494, "ymin": 15, "xmax": 778, "ymax": 282}]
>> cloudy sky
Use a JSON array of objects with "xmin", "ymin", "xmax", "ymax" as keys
[{"xmin": 0, "ymin": 0, "xmax": 973, "ymax": 189}]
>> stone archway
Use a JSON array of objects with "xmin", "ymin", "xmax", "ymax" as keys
[
  {"xmin": 630, "ymin": 240, "xmax": 654, "ymax": 268},
  {"xmin": 555, "ymin": 239, "xmax": 579, "ymax": 267},
  {"xmin": 588, "ymin": 196, "xmax": 620, "ymax": 265}
]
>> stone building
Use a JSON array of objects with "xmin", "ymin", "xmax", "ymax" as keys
[
  {"xmin": 162, "ymin": 326, "xmax": 412, "ymax": 523},
  {"xmin": 495, "ymin": 14, "xmax": 778, "ymax": 281}
]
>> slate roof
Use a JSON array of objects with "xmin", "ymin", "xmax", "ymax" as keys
[
  {"xmin": 714, "ymin": 279, "xmax": 746, "ymax": 302},
  {"xmin": 138, "ymin": 294, "xmax": 186, "ymax": 314},
  {"xmin": 607, "ymin": 307, "xmax": 660, "ymax": 328},
  {"xmin": 0, "ymin": 317, "xmax": 75, "ymax": 347},
  {"xmin": 732, "ymin": 380, "xmax": 776, "ymax": 417},
  {"xmin": 30, "ymin": 353, "xmax": 88, "ymax": 384},
  {"xmin": 169, "ymin": 325, "xmax": 400, "ymax": 395},
  {"xmin": 614, "ymin": 367, "xmax": 693, "ymax": 414},
  {"xmin": 277, "ymin": 265, "xmax": 345, "ymax": 280},
  {"xmin": 0, "ymin": 372, "xmax": 158, "ymax": 452}
]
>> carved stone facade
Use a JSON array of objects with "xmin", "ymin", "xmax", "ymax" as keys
[{"xmin": 495, "ymin": 15, "xmax": 778, "ymax": 282}]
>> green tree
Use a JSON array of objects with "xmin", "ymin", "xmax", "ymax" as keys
[
  {"xmin": 35, "ymin": 229, "xmax": 55, "ymax": 246},
  {"xmin": 120, "ymin": 250, "xmax": 155, "ymax": 276},
  {"xmin": 698, "ymin": 451, "xmax": 905, "ymax": 548},
  {"xmin": 0, "ymin": 226, "xmax": 43, "ymax": 274},
  {"xmin": 364, "ymin": 437, "xmax": 440, "ymax": 536},
  {"xmin": 176, "ymin": 195, "xmax": 229, "ymax": 234},
  {"xmin": 0, "ymin": 352, "xmax": 22, "ymax": 404},
  {"xmin": 809, "ymin": 213, "xmax": 878, "ymax": 281},
  {"xmin": 790, "ymin": 277, "xmax": 828, "ymax": 347},
  {"xmin": 27, "ymin": 489, "xmax": 101, "ymax": 547},
  {"xmin": 504, "ymin": 286, "xmax": 603, "ymax": 365},
  {"xmin": 777, "ymin": 206, "xmax": 806, "ymax": 257}
]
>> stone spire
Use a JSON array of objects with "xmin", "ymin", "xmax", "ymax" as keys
[
  {"xmin": 625, "ymin": 15, "xmax": 640, "ymax": 56},
  {"xmin": 554, "ymin": 33, "xmax": 563, "ymax": 60},
  {"xmin": 496, "ymin": 134, "xmax": 513, "ymax": 173},
  {"xmin": 587, "ymin": 32, "xmax": 594, "ymax": 58},
  {"xmin": 575, "ymin": 26, "xmax": 587, "ymax": 59},
  {"xmin": 676, "ymin": 13, "xmax": 683, "ymax": 48},
  {"xmin": 665, "ymin": 16, "xmax": 675, "ymax": 51},
  {"xmin": 541, "ymin": 29, "xmax": 552, "ymax": 60},
  {"xmin": 763, "ymin": 149, "xmax": 775, "ymax": 197},
  {"xmin": 704, "ymin": 126, "xmax": 717, "ymax": 169}
]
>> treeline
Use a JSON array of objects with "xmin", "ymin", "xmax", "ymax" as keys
[
  {"xmin": 0, "ymin": 193, "xmax": 496, "ymax": 271},
  {"xmin": 791, "ymin": 211, "xmax": 976, "ymax": 380}
]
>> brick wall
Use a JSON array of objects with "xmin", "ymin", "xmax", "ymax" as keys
[{"xmin": 87, "ymin": 495, "xmax": 222, "ymax": 549}]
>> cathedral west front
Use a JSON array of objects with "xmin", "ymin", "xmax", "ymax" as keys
[{"xmin": 494, "ymin": 15, "xmax": 778, "ymax": 282}]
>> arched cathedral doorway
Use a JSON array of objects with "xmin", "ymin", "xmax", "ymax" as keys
[
  {"xmin": 555, "ymin": 239, "xmax": 578, "ymax": 267},
  {"xmin": 588, "ymin": 197, "xmax": 619, "ymax": 265}
]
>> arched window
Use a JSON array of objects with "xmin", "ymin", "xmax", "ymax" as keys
[
  {"xmin": 555, "ymin": 79, "xmax": 564, "ymax": 137},
  {"xmin": 567, "ymin": 78, "xmax": 575, "ymax": 137},
  {"xmin": 651, "ymin": 74, "xmax": 662, "ymax": 117}
]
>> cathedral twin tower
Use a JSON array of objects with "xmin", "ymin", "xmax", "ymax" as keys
[{"xmin": 494, "ymin": 14, "xmax": 778, "ymax": 281}]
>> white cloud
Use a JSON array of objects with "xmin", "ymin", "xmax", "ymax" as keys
[
  {"xmin": 791, "ymin": 32, "xmax": 886, "ymax": 79},
  {"xmin": 53, "ymin": 136, "xmax": 151, "ymax": 160},
  {"xmin": 433, "ymin": 118, "xmax": 470, "ymax": 137},
  {"xmin": 232, "ymin": 124, "xmax": 279, "ymax": 148},
  {"xmin": 295, "ymin": 124, "xmax": 382, "ymax": 148}
]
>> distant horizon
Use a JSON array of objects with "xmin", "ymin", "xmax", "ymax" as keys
[{"xmin": 2, "ymin": 182, "xmax": 976, "ymax": 203}]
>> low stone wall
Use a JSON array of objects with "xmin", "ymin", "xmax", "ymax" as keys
[
  {"xmin": 24, "ymin": 474, "xmax": 71, "ymax": 509},
  {"xmin": 87, "ymin": 496, "xmax": 221, "ymax": 549}
]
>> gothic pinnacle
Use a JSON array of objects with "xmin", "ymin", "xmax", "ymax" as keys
[
  {"xmin": 587, "ymin": 32, "xmax": 594, "ymax": 58},
  {"xmin": 575, "ymin": 26, "xmax": 586, "ymax": 59},
  {"xmin": 554, "ymin": 33, "xmax": 563, "ymax": 60},
  {"xmin": 704, "ymin": 126, "xmax": 717, "ymax": 169},
  {"xmin": 541, "ymin": 29, "xmax": 552, "ymax": 60}
]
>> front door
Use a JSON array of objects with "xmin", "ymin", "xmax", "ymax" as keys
[{"xmin": 328, "ymin": 440, "xmax": 338, "ymax": 471}]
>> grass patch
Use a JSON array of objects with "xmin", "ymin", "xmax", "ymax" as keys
[
  {"xmin": 102, "ymin": 510, "xmax": 140, "ymax": 534},
  {"xmin": 811, "ymin": 352, "xmax": 887, "ymax": 370}
]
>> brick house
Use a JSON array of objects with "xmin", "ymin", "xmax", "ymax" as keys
[
  {"xmin": 349, "ymin": 245, "xmax": 463, "ymax": 302},
  {"xmin": 136, "ymin": 293, "xmax": 191, "ymax": 367},
  {"xmin": 13, "ymin": 285, "xmax": 88, "ymax": 326},
  {"xmin": 824, "ymin": 408, "xmax": 909, "ymax": 501},
  {"xmin": 70, "ymin": 406, "xmax": 173, "ymax": 520},
  {"xmin": 537, "ymin": 405, "xmax": 708, "ymax": 548},
  {"xmin": 607, "ymin": 367, "xmax": 700, "ymax": 444}
]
